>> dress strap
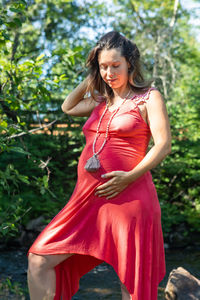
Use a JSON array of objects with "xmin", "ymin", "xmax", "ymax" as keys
[{"xmin": 134, "ymin": 87, "xmax": 157, "ymax": 105}]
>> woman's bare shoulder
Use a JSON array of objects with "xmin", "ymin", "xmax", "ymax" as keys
[{"xmin": 146, "ymin": 88, "xmax": 164, "ymax": 105}]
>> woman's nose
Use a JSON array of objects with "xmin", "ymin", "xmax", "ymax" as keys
[{"xmin": 107, "ymin": 67, "xmax": 114, "ymax": 77}]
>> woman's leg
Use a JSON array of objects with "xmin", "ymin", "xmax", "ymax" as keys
[
  {"xmin": 120, "ymin": 282, "xmax": 132, "ymax": 300},
  {"xmin": 27, "ymin": 252, "xmax": 74, "ymax": 300}
]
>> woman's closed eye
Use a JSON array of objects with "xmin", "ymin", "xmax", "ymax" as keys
[{"xmin": 100, "ymin": 65, "xmax": 120, "ymax": 69}]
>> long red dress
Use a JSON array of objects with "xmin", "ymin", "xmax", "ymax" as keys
[{"xmin": 28, "ymin": 87, "xmax": 166, "ymax": 300}]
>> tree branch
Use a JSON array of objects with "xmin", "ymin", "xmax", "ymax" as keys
[
  {"xmin": 170, "ymin": 0, "xmax": 180, "ymax": 28},
  {"xmin": 11, "ymin": 31, "xmax": 20, "ymax": 62},
  {"xmin": 153, "ymin": 0, "xmax": 180, "ymax": 95},
  {"xmin": 7, "ymin": 119, "xmax": 57, "ymax": 140}
]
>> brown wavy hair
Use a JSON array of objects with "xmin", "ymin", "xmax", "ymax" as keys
[{"xmin": 85, "ymin": 31, "xmax": 153, "ymax": 104}]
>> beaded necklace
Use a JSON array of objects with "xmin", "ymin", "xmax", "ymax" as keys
[{"xmin": 84, "ymin": 89, "xmax": 132, "ymax": 172}]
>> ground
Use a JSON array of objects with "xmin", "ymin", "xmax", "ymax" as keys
[{"xmin": 0, "ymin": 246, "xmax": 200, "ymax": 300}]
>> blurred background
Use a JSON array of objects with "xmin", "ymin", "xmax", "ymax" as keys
[{"xmin": 0, "ymin": 0, "xmax": 200, "ymax": 299}]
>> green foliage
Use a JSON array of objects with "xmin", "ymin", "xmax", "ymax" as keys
[
  {"xmin": 0, "ymin": 131, "xmax": 84, "ymax": 240},
  {"xmin": 0, "ymin": 0, "xmax": 89, "ymax": 240},
  {"xmin": 0, "ymin": 277, "xmax": 27, "ymax": 299},
  {"xmin": 0, "ymin": 0, "xmax": 199, "ymax": 246}
]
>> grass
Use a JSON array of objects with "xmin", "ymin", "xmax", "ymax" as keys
[{"xmin": 0, "ymin": 277, "xmax": 28, "ymax": 300}]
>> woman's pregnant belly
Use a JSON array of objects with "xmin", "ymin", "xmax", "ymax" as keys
[{"xmin": 78, "ymin": 136, "xmax": 145, "ymax": 175}]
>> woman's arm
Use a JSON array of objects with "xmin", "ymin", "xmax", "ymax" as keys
[
  {"xmin": 126, "ymin": 89, "xmax": 171, "ymax": 183},
  {"xmin": 95, "ymin": 89, "xmax": 171, "ymax": 199},
  {"xmin": 61, "ymin": 76, "xmax": 99, "ymax": 117}
]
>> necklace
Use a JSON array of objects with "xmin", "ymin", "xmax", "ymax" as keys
[{"xmin": 84, "ymin": 89, "xmax": 132, "ymax": 173}]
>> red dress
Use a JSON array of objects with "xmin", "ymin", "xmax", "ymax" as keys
[{"xmin": 28, "ymin": 87, "xmax": 166, "ymax": 300}]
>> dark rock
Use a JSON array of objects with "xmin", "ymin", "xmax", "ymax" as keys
[
  {"xmin": 26, "ymin": 215, "xmax": 45, "ymax": 231},
  {"xmin": 168, "ymin": 223, "xmax": 190, "ymax": 248},
  {"xmin": 16, "ymin": 216, "xmax": 46, "ymax": 247},
  {"xmin": 164, "ymin": 266, "xmax": 200, "ymax": 300}
]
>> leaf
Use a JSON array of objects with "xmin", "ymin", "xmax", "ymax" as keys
[
  {"xmin": 60, "ymin": 74, "xmax": 67, "ymax": 80},
  {"xmin": 2, "ymin": 32, "xmax": 10, "ymax": 40},
  {"xmin": 0, "ymin": 120, "xmax": 8, "ymax": 128},
  {"xmin": 43, "ymin": 175, "xmax": 49, "ymax": 189},
  {"xmin": 47, "ymin": 188, "xmax": 57, "ymax": 199},
  {"xmin": 9, "ymin": 7, "xmax": 22, "ymax": 13},
  {"xmin": 9, "ymin": 147, "xmax": 31, "ymax": 155},
  {"xmin": 18, "ymin": 175, "xmax": 30, "ymax": 184},
  {"xmin": 36, "ymin": 54, "xmax": 45, "ymax": 61},
  {"xmin": 40, "ymin": 187, "xmax": 45, "ymax": 195},
  {"xmin": 13, "ymin": 18, "xmax": 22, "ymax": 27},
  {"xmin": 18, "ymin": 61, "xmax": 34, "ymax": 70}
]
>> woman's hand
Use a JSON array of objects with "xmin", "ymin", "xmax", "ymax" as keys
[{"xmin": 95, "ymin": 171, "xmax": 132, "ymax": 199}]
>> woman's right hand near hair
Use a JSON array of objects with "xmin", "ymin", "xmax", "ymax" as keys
[{"xmin": 61, "ymin": 76, "xmax": 99, "ymax": 117}]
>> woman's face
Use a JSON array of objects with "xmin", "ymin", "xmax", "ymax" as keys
[{"xmin": 98, "ymin": 48, "xmax": 130, "ymax": 89}]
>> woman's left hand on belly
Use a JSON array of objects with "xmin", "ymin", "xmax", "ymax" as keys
[{"xmin": 95, "ymin": 171, "xmax": 131, "ymax": 199}]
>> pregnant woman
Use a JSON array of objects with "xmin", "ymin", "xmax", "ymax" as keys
[{"xmin": 27, "ymin": 31, "xmax": 171, "ymax": 300}]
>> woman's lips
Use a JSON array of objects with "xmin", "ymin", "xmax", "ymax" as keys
[{"xmin": 107, "ymin": 79, "xmax": 117, "ymax": 83}]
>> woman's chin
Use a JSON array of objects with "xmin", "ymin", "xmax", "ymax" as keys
[{"xmin": 107, "ymin": 81, "xmax": 118, "ymax": 87}]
